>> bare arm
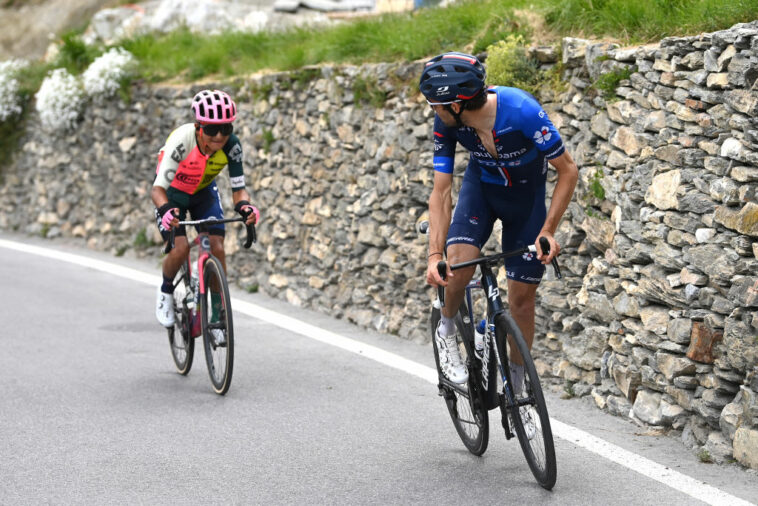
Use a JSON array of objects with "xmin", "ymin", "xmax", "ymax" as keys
[
  {"xmin": 537, "ymin": 150, "xmax": 579, "ymax": 263},
  {"xmin": 151, "ymin": 185, "xmax": 170, "ymax": 209},
  {"xmin": 426, "ymin": 171, "xmax": 454, "ymax": 287}
]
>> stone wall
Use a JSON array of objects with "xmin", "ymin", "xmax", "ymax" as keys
[{"xmin": 0, "ymin": 22, "xmax": 756, "ymax": 467}]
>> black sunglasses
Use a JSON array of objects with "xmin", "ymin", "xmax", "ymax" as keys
[{"xmin": 200, "ymin": 123, "xmax": 233, "ymax": 136}]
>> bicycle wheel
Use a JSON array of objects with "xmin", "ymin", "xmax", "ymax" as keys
[
  {"xmin": 494, "ymin": 313, "xmax": 556, "ymax": 489},
  {"xmin": 431, "ymin": 304, "xmax": 489, "ymax": 456},
  {"xmin": 168, "ymin": 262, "xmax": 194, "ymax": 375},
  {"xmin": 200, "ymin": 256, "xmax": 234, "ymax": 395}
]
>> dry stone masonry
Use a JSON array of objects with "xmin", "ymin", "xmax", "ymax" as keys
[{"xmin": 0, "ymin": 22, "xmax": 755, "ymax": 467}]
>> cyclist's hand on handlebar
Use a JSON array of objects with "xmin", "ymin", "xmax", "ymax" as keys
[
  {"xmin": 158, "ymin": 203, "xmax": 179, "ymax": 231},
  {"xmin": 426, "ymin": 257, "xmax": 452, "ymax": 287},
  {"xmin": 536, "ymin": 232, "xmax": 560, "ymax": 265},
  {"xmin": 234, "ymin": 200, "xmax": 260, "ymax": 226}
]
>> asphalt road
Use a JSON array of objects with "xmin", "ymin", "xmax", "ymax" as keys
[{"xmin": 1, "ymin": 234, "xmax": 756, "ymax": 505}]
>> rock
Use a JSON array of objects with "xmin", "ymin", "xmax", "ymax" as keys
[
  {"xmin": 656, "ymin": 352, "xmax": 697, "ymax": 381},
  {"xmin": 686, "ymin": 322, "xmax": 723, "ymax": 364},
  {"xmin": 645, "ymin": 170, "xmax": 680, "ymax": 210},
  {"xmin": 733, "ymin": 428, "xmax": 758, "ymax": 469},
  {"xmin": 633, "ymin": 390, "xmax": 664, "ymax": 425},
  {"xmin": 713, "ymin": 202, "xmax": 758, "ymax": 237}
]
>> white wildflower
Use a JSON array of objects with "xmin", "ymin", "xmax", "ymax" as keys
[
  {"xmin": 82, "ymin": 47, "xmax": 136, "ymax": 98},
  {"xmin": 35, "ymin": 68, "xmax": 84, "ymax": 131},
  {"xmin": 0, "ymin": 59, "xmax": 28, "ymax": 122}
]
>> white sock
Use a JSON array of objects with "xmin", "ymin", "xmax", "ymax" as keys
[{"xmin": 439, "ymin": 314, "xmax": 456, "ymax": 336}]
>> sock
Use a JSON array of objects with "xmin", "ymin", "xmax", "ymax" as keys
[
  {"xmin": 439, "ymin": 314, "xmax": 456, "ymax": 336},
  {"xmin": 510, "ymin": 361, "xmax": 525, "ymax": 396},
  {"xmin": 161, "ymin": 275, "xmax": 173, "ymax": 294}
]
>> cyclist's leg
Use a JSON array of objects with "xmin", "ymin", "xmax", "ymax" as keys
[
  {"xmin": 154, "ymin": 204, "xmax": 190, "ymax": 326},
  {"xmin": 506, "ymin": 280, "xmax": 538, "ymax": 365},
  {"xmin": 498, "ymin": 176, "xmax": 546, "ymax": 362},
  {"xmin": 188, "ymin": 184, "xmax": 227, "ymax": 323},
  {"xmin": 442, "ymin": 173, "xmax": 494, "ymax": 320}
]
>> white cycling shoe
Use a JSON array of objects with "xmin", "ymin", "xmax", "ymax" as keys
[
  {"xmin": 155, "ymin": 286, "xmax": 175, "ymax": 328},
  {"xmin": 435, "ymin": 322, "xmax": 468, "ymax": 384}
]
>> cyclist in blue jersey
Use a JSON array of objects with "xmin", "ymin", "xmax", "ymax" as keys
[{"xmin": 420, "ymin": 52, "xmax": 578, "ymax": 385}]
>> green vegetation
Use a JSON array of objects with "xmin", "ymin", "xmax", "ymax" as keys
[
  {"xmin": 485, "ymin": 34, "xmax": 542, "ymax": 95},
  {"xmin": 262, "ymin": 128, "xmax": 276, "ymax": 153},
  {"xmin": 353, "ymin": 75, "xmax": 387, "ymax": 108},
  {"xmin": 562, "ymin": 381, "xmax": 576, "ymax": 399},
  {"xmin": 133, "ymin": 228, "xmax": 150, "ymax": 249},
  {"xmin": 589, "ymin": 168, "xmax": 606, "ymax": 200},
  {"xmin": 246, "ymin": 283, "xmax": 259, "ymax": 293},
  {"xmin": 544, "ymin": 0, "xmax": 758, "ymax": 43},
  {"xmin": 119, "ymin": 0, "xmax": 528, "ymax": 83},
  {"xmin": 697, "ymin": 448, "xmax": 713, "ymax": 463},
  {"xmin": 591, "ymin": 65, "xmax": 635, "ymax": 101},
  {"xmin": 56, "ymin": 31, "xmax": 101, "ymax": 74}
]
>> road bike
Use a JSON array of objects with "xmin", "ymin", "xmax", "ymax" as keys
[
  {"xmin": 429, "ymin": 233, "xmax": 560, "ymax": 489},
  {"xmin": 165, "ymin": 216, "xmax": 256, "ymax": 395}
]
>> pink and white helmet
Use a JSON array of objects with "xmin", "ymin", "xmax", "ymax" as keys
[{"xmin": 191, "ymin": 89, "xmax": 237, "ymax": 124}]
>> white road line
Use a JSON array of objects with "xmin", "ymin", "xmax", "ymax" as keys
[{"xmin": 2, "ymin": 238, "xmax": 754, "ymax": 506}]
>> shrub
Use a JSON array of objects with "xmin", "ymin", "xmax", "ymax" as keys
[
  {"xmin": 0, "ymin": 59, "xmax": 28, "ymax": 121},
  {"xmin": 35, "ymin": 68, "xmax": 84, "ymax": 131},
  {"xmin": 82, "ymin": 47, "xmax": 137, "ymax": 99},
  {"xmin": 485, "ymin": 35, "xmax": 542, "ymax": 95}
]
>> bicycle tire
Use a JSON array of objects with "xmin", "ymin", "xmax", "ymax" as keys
[
  {"xmin": 200, "ymin": 256, "xmax": 234, "ymax": 395},
  {"xmin": 494, "ymin": 313, "xmax": 556, "ymax": 489},
  {"xmin": 431, "ymin": 303, "xmax": 489, "ymax": 456},
  {"xmin": 168, "ymin": 262, "xmax": 194, "ymax": 375}
]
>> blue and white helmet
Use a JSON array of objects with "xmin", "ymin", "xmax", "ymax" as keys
[{"xmin": 419, "ymin": 52, "xmax": 486, "ymax": 103}]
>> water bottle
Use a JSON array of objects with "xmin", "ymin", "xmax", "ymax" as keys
[{"xmin": 474, "ymin": 319, "xmax": 486, "ymax": 353}]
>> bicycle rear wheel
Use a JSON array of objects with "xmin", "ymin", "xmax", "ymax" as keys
[
  {"xmin": 495, "ymin": 313, "xmax": 556, "ymax": 489},
  {"xmin": 431, "ymin": 304, "xmax": 489, "ymax": 456},
  {"xmin": 200, "ymin": 256, "xmax": 234, "ymax": 395},
  {"xmin": 168, "ymin": 262, "xmax": 194, "ymax": 375}
]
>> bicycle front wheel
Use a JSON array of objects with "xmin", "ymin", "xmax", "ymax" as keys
[
  {"xmin": 168, "ymin": 262, "xmax": 194, "ymax": 375},
  {"xmin": 495, "ymin": 313, "xmax": 556, "ymax": 490},
  {"xmin": 431, "ymin": 304, "xmax": 489, "ymax": 456},
  {"xmin": 200, "ymin": 256, "xmax": 234, "ymax": 395}
]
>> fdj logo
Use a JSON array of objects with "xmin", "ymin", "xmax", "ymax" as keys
[{"xmin": 488, "ymin": 285, "xmax": 499, "ymax": 300}]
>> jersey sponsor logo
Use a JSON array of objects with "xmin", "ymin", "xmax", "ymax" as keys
[
  {"xmin": 228, "ymin": 143, "xmax": 243, "ymax": 163},
  {"xmin": 469, "ymin": 215, "xmax": 479, "ymax": 225},
  {"xmin": 495, "ymin": 127, "xmax": 513, "ymax": 135},
  {"xmin": 165, "ymin": 168, "xmax": 176, "ymax": 182},
  {"xmin": 538, "ymin": 110, "xmax": 546, "ymax": 118},
  {"xmin": 176, "ymin": 172, "xmax": 200, "ymax": 185},
  {"xmin": 202, "ymin": 174, "xmax": 215, "ymax": 185},
  {"xmin": 522, "ymin": 252, "xmax": 535, "ymax": 262},
  {"xmin": 171, "ymin": 144, "xmax": 186, "ymax": 163},
  {"xmin": 533, "ymin": 126, "xmax": 552, "ymax": 145}
]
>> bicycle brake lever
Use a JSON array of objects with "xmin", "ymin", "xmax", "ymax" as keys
[
  {"xmin": 538, "ymin": 236, "xmax": 562, "ymax": 279},
  {"xmin": 436, "ymin": 261, "xmax": 447, "ymax": 308},
  {"xmin": 244, "ymin": 223, "xmax": 256, "ymax": 248},
  {"xmin": 164, "ymin": 228, "xmax": 176, "ymax": 254},
  {"xmin": 551, "ymin": 257, "xmax": 562, "ymax": 279}
]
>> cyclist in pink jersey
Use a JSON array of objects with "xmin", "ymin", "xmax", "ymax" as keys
[{"xmin": 152, "ymin": 89, "xmax": 259, "ymax": 327}]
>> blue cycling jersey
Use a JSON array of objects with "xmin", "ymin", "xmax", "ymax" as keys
[{"xmin": 432, "ymin": 86, "xmax": 565, "ymax": 186}]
